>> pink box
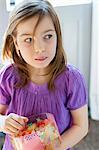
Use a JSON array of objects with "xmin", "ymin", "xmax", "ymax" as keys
[{"xmin": 12, "ymin": 113, "xmax": 61, "ymax": 150}]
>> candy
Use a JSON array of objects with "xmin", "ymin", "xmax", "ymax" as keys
[{"xmin": 12, "ymin": 113, "xmax": 61, "ymax": 150}]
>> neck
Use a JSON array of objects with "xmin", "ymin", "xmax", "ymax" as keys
[
  {"xmin": 27, "ymin": 65, "xmax": 50, "ymax": 85},
  {"xmin": 28, "ymin": 65, "xmax": 47, "ymax": 75}
]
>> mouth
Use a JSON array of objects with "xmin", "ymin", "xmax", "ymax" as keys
[{"xmin": 35, "ymin": 56, "xmax": 48, "ymax": 61}]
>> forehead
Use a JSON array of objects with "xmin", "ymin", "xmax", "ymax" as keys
[{"xmin": 16, "ymin": 15, "xmax": 55, "ymax": 35}]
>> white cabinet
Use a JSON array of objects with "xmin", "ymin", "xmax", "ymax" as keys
[{"xmin": 89, "ymin": 0, "xmax": 99, "ymax": 120}]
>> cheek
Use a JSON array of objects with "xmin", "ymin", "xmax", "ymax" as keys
[
  {"xmin": 49, "ymin": 40, "xmax": 57, "ymax": 55},
  {"xmin": 17, "ymin": 42, "xmax": 31, "ymax": 55},
  {"xmin": 18, "ymin": 45, "xmax": 32, "ymax": 60},
  {"xmin": 20, "ymin": 49, "xmax": 32, "ymax": 59},
  {"xmin": 48, "ymin": 38, "xmax": 57, "ymax": 47}
]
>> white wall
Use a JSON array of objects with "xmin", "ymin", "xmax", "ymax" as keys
[
  {"xmin": 55, "ymin": 4, "xmax": 92, "ymax": 90},
  {"xmin": 0, "ymin": 0, "xmax": 9, "ymax": 63}
]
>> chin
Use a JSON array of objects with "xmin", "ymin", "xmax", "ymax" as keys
[
  {"xmin": 30, "ymin": 63, "xmax": 49, "ymax": 69},
  {"xmin": 33, "ymin": 61, "xmax": 51, "ymax": 68}
]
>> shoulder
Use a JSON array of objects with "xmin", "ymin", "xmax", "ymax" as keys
[
  {"xmin": 0, "ymin": 63, "xmax": 17, "ymax": 85},
  {"xmin": 0, "ymin": 64, "xmax": 18, "ymax": 104},
  {"xmin": 64, "ymin": 64, "xmax": 85, "ymax": 82},
  {"xmin": 64, "ymin": 65, "xmax": 88, "ymax": 109},
  {"xmin": 57, "ymin": 64, "xmax": 85, "ymax": 83},
  {"xmin": 63, "ymin": 64, "xmax": 87, "ymax": 95},
  {"xmin": 56, "ymin": 64, "xmax": 87, "ymax": 92},
  {"xmin": 0, "ymin": 64, "xmax": 15, "ymax": 77},
  {"xmin": 0, "ymin": 63, "xmax": 14, "ymax": 74}
]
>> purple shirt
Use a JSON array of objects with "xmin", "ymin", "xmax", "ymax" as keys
[{"xmin": 0, "ymin": 64, "xmax": 88, "ymax": 150}]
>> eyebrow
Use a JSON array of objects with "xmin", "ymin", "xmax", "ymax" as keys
[
  {"xmin": 19, "ymin": 33, "xmax": 32, "ymax": 37},
  {"xmin": 19, "ymin": 29, "xmax": 55, "ymax": 37},
  {"xmin": 43, "ymin": 29, "xmax": 55, "ymax": 33}
]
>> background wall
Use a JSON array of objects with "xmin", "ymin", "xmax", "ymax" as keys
[
  {"xmin": 55, "ymin": 4, "xmax": 92, "ymax": 91},
  {"xmin": 0, "ymin": 0, "xmax": 9, "ymax": 65}
]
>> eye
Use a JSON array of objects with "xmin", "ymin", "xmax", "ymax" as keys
[
  {"xmin": 24, "ymin": 37, "xmax": 32, "ymax": 43},
  {"xmin": 44, "ymin": 34, "xmax": 53, "ymax": 40}
]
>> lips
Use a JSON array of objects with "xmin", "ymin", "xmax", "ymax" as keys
[{"xmin": 35, "ymin": 56, "xmax": 48, "ymax": 61}]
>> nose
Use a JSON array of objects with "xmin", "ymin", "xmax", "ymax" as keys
[{"xmin": 33, "ymin": 36, "xmax": 45, "ymax": 53}]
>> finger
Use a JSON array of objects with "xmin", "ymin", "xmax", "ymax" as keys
[
  {"xmin": 5, "ymin": 122, "xmax": 20, "ymax": 133},
  {"xmin": 4, "ymin": 127, "xmax": 17, "ymax": 136},
  {"xmin": 21, "ymin": 116, "xmax": 29, "ymax": 123},
  {"xmin": 6, "ymin": 117, "xmax": 25, "ymax": 130},
  {"xmin": 11, "ymin": 115, "xmax": 28, "ymax": 126}
]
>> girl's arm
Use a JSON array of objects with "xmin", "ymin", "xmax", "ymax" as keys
[
  {"xmin": 55, "ymin": 104, "xmax": 88, "ymax": 150},
  {"xmin": 0, "ymin": 104, "xmax": 8, "ymax": 132},
  {"xmin": 0, "ymin": 104, "xmax": 8, "ymax": 115}
]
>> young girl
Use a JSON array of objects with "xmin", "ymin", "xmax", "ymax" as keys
[{"xmin": 0, "ymin": 0, "xmax": 88, "ymax": 150}]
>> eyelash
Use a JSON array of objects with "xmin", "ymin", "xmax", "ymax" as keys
[
  {"xmin": 24, "ymin": 34, "xmax": 53, "ymax": 43},
  {"xmin": 24, "ymin": 38, "xmax": 32, "ymax": 43},
  {"xmin": 44, "ymin": 34, "xmax": 53, "ymax": 40}
]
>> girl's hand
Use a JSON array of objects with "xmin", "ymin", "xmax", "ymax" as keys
[
  {"xmin": 44, "ymin": 139, "xmax": 61, "ymax": 150},
  {"xmin": 53, "ymin": 139, "xmax": 62, "ymax": 150},
  {"xmin": 1, "ymin": 113, "xmax": 28, "ymax": 136},
  {"xmin": 45, "ymin": 143, "xmax": 54, "ymax": 150}
]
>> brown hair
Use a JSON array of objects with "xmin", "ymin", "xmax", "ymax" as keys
[{"xmin": 2, "ymin": 0, "xmax": 67, "ymax": 90}]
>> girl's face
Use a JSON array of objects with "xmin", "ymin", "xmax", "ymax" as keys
[{"xmin": 14, "ymin": 15, "xmax": 57, "ymax": 70}]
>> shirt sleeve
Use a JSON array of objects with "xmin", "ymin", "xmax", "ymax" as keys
[
  {"xmin": 65, "ymin": 66, "xmax": 88, "ymax": 110},
  {"xmin": 0, "ymin": 65, "xmax": 13, "ymax": 105}
]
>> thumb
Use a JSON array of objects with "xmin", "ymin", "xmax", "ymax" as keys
[{"xmin": 21, "ymin": 116, "xmax": 29, "ymax": 123}]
